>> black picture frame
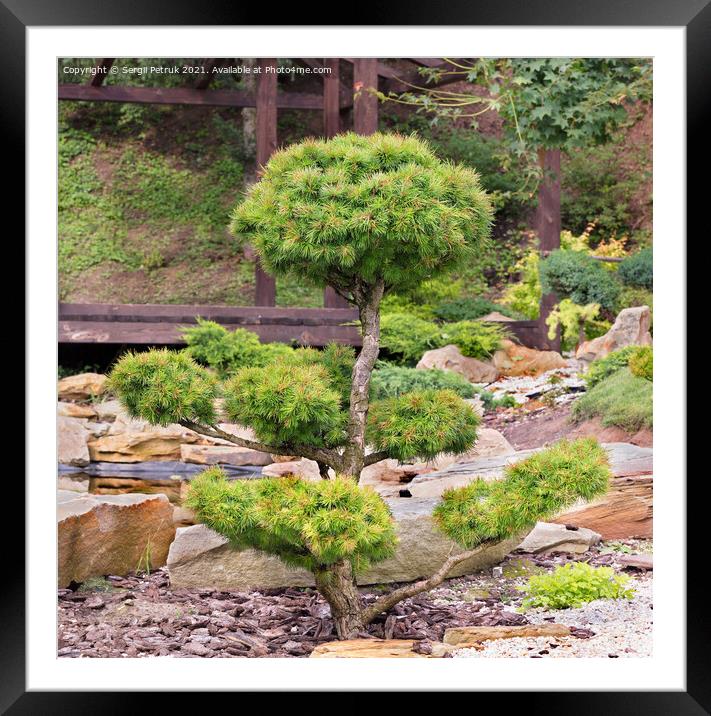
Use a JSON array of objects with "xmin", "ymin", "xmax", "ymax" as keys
[{"xmin": 4, "ymin": 0, "xmax": 701, "ymax": 709}]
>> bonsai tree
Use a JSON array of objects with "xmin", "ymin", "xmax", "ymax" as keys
[{"xmin": 109, "ymin": 133, "xmax": 610, "ymax": 639}]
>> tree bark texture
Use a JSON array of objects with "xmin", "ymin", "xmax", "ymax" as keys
[{"xmin": 314, "ymin": 560, "xmax": 366, "ymax": 639}]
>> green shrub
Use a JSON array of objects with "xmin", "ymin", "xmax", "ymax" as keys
[
  {"xmin": 370, "ymin": 365, "xmax": 475, "ymax": 401},
  {"xmin": 366, "ymin": 390, "xmax": 480, "ymax": 462},
  {"xmin": 108, "ymin": 349, "xmax": 217, "ymax": 426},
  {"xmin": 539, "ymin": 250, "xmax": 621, "ymax": 312},
  {"xmin": 182, "ymin": 318, "xmax": 267, "ymax": 377},
  {"xmin": 434, "ymin": 438, "xmax": 611, "ymax": 549},
  {"xmin": 223, "ymin": 363, "xmax": 346, "ymax": 448},
  {"xmin": 471, "ymin": 385, "xmax": 518, "ymax": 411},
  {"xmin": 618, "ymin": 248, "xmax": 653, "ymax": 289},
  {"xmin": 433, "ymin": 297, "xmax": 520, "ymax": 323},
  {"xmin": 628, "ymin": 345, "xmax": 653, "ymax": 381},
  {"xmin": 441, "ymin": 320, "xmax": 510, "ymax": 360},
  {"xmin": 518, "ymin": 562, "xmax": 634, "ymax": 610},
  {"xmin": 501, "ymin": 249, "xmax": 542, "ymax": 320},
  {"xmin": 379, "ymin": 313, "xmax": 445, "ymax": 365},
  {"xmin": 584, "ymin": 346, "xmax": 638, "ymax": 387},
  {"xmin": 231, "ymin": 132, "xmax": 493, "ymax": 294},
  {"xmin": 546, "ymin": 299, "xmax": 610, "ymax": 352},
  {"xmin": 186, "ymin": 469, "xmax": 397, "ymax": 572},
  {"xmin": 573, "ymin": 368, "xmax": 653, "ymax": 431}
]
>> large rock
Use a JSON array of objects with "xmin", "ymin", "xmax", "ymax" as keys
[
  {"xmin": 57, "ymin": 373, "xmax": 107, "ymax": 401},
  {"xmin": 492, "ymin": 340, "xmax": 567, "ymax": 377},
  {"xmin": 58, "ymin": 402, "xmax": 97, "ymax": 419},
  {"xmin": 551, "ymin": 474, "xmax": 652, "ymax": 539},
  {"xmin": 180, "ymin": 444, "xmax": 272, "ymax": 467},
  {"xmin": 407, "ymin": 442, "xmax": 652, "ymax": 499},
  {"xmin": 87, "ymin": 475, "xmax": 185, "ymax": 504},
  {"xmin": 87, "ymin": 427, "xmax": 202, "ymax": 462},
  {"xmin": 57, "ymin": 491, "xmax": 176, "ymax": 587},
  {"xmin": 517, "ymin": 521, "xmax": 601, "ymax": 554},
  {"xmin": 261, "ymin": 459, "xmax": 325, "ymax": 480},
  {"xmin": 576, "ymin": 306, "xmax": 652, "ymax": 362},
  {"xmin": 58, "ymin": 416, "xmax": 90, "ymax": 467},
  {"xmin": 167, "ymin": 498, "xmax": 523, "ymax": 590},
  {"xmin": 416, "ymin": 344, "xmax": 498, "ymax": 383},
  {"xmin": 455, "ymin": 428, "xmax": 515, "ymax": 461}
]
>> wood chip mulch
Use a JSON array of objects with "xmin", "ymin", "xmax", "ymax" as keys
[{"xmin": 57, "ymin": 569, "xmax": 529, "ymax": 658}]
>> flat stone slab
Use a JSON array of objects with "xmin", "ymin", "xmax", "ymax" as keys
[
  {"xmin": 407, "ymin": 442, "xmax": 652, "ymax": 498},
  {"xmin": 443, "ymin": 624, "xmax": 571, "ymax": 646},
  {"xmin": 310, "ymin": 639, "xmax": 437, "ymax": 658},
  {"xmin": 58, "ymin": 460, "xmax": 262, "ymax": 478},
  {"xmin": 167, "ymin": 497, "xmax": 524, "ymax": 590}
]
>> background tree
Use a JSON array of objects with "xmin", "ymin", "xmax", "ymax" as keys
[
  {"xmin": 109, "ymin": 133, "xmax": 611, "ymax": 638},
  {"xmin": 385, "ymin": 58, "xmax": 652, "ymax": 341}
]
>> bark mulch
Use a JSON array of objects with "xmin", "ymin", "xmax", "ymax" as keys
[{"xmin": 57, "ymin": 568, "xmax": 528, "ymax": 658}]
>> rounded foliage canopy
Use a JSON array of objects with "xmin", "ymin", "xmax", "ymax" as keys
[
  {"xmin": 230, "ymin": 132, "xmax": 493, "ymax": 295},
  {"xmin": 366, "ymin": 389, "xmax": 480, "ymax": 462},
  {"xmin": 186, "ymin": 468, "xmax": 397, "ymax": 572},
  {"xmin": 108, "ymin": 349, "xmax": 217, "ymax": 427}
]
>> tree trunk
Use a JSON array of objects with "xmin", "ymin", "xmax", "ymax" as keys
[
  {"xmin": 314, "ymin": 560, "xmax": 366, "ymax": 639},
  {"xmin": 340, "ymin": 281, "xmax": 384, "ymax": 480}
]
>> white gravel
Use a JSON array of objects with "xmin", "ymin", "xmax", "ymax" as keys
[{"xmin": 454, "ymin": 577, "xmax": 652, "ymax": 659}]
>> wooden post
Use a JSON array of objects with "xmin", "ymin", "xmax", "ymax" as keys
[
  {"xmin": 323, "ymin": 59, "xmax": 350, "ymax": 309},
  {"xmin": 536, "ymin": 147, "xmax": 561, "ymax": 351},
  {"xmin": 353, "ymin": 58, "xmax": 378, "ymax": 135},
  {"xmin": 254, "ymin": 58, "xmax": 278, "ymax": 307}
]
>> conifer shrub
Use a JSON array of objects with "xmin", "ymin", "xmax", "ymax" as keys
[
  {"xmin": 618, "ymin": 247, "xmax": 653, "ymax": 289},
  {"xmin": 517, "ymin": 562, "xmax": 634, "ymax": 610},
  {"xmin": 366, "ymin": 389, "xmax": 480, "ymax": 462},
  {"xmin": 441, "ymin": 320, "xmax": 510, "ymax": 360},
  {"xmin": 628, "ymin": 345, "xmax": 653, "ymax": 381},
  {"xmin": 433, "ymin": 297, "xmax": 519, "ymax": 323},
  {"xmin": 186, "ymin": 470, "xmax": 397, "ymax": 572},
  {"xmin": 539, "ymin": 249, "xmax": 621, "ymax": 312},
  {"xmin": 434, "ymin": 438, "xmax": 611, "ymax": 548},
  {"xmin": 379, "ymin": 313, "xmax": 445, "ymax": 365},
  {"xmin": 369, "ymin": 365, "xmax": 476, "ymax": 401}
]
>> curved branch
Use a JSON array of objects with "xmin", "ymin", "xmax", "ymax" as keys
[
  {"xmin": 363, "ymin": 450, "xmax": 392, "ymax": 467},
  {"xmin": 180, "ymin": 420, "xmax": 342, "ymax": 471},
  {"xmin": 361, "ymin": 543, "xmax": 494, "ymax": 624}
]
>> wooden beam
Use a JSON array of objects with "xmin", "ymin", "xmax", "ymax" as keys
[
  {"xmin": 89, "ymin": 58, "xmax": 114, "ymax": 87},
  {"xmin": 536, "ymin": 148, "xmax": 562, "ymax": 352},
  {"xmin": 57, "ymin": 83, "xmax": 327, "ymax": 109},
  {"xmin": 353, "ymin": 59, "xmax": 379, "ymax": 135},
  {"xmin": 254, "ymin": 59, "xmax": 278, "ymax": 307}
]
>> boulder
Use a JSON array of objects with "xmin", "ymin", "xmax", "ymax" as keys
[
  {"xmin": 407, "ymin": 442, "xmax": 652, "ymax": 499},
  {"xmin": 167, "ymin": 498, "xmax": 523, "ymax": 590},
  {"xmin": 261, "ymin": 459, "xmax": 324, "ymax": 480},
  {"xmin": 517, "ymin": 521, "xmax": 601, "ymax": 554},
  {"xmin": 618, "ymin": 553, "xmax": 653, "ymax": 570},
  {"xmin": 57, "ymin": 373, "xmax": 107, "ymax": 401},
  {"xmin": 58, "ymin": 402, "xmax": 97, "ymax": 419},
  {"xmin": 58, "ymin": 416, "xmax": 90, "ymax": 467},
  {"xmin": 479, "ymin": 311, "xmax": 517, "ymax": 323},
  {"xmin": 93, "ymin": 398, "xmax": 123, "ymax": 422},
  {"xmin": 492, "ymin": 340, "xmax": 567, "ymax": 377},
  {"xmin": 87, "ymin": 475, "xmax": 185, "ymax": 504},
  {"xmin": 455, "ymin": 428, "xmax": 515, "ymax": 461},
  {"xmin": 87, "ymin": 427, "xmax": 201, "ymax": 462},
  {"xmin": 551, "ymin": 474, "xmax": 652, "ymax": 539},
  {"xmin": 310, "ymin": 639, "xmax": 437, "ymax": 658},
  {"xmin": 576, "ymin": 306, "xmax": 652, "ymax": 362},
  {"xmin": 57, "ymin": 491, "xmax": 176, "ymax": 587},
  {"xmin": 416, "ymin": 344, "xmax": 498, "ymax": 383},
  {"xmin": 180, "ymin": 444, "xmax": 272, "ymax": 467},
  {"xmin": 443, "ymin": 624, "xmax": 571, "ymax": 646}
]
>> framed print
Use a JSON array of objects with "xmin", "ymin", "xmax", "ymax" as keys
[{"xmin": 4, "ymin": 0, "xmax": 703, "ymax": 708}]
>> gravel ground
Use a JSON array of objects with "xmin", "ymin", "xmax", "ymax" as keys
[{"xmin": 454, "ymin": 573, "xmax": 652, "ymax": 659}]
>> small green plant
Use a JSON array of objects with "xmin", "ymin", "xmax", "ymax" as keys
[
  {"xmin": 77, "ymin": 576, "xmax": 113, "ymax": 593},
  {"xmin": 441, "ymin": 320, "xmax": 510, "ymax": 361},
  {"xmin": 369, "ymin": 365, "xmax": 475, "ymax": 401},
  {"xmin": 501, "ymin": 249, "xmax": 542, "ymax": 320},
  {"xmin": 618, "ymin": 248, "xmax": 653, "ymax": 289},
  {"xmin": 517, "ymin": 562, "xmax": 634, "ymax": 610},
  {"xmin": 433, "ymin": 297, "xmax": 520, "ymax": 323},
  {"xmin": 584, "ymin": 346, "xmax": 639, "ymax": 388},
  {"xmin": 539, "ymin": 249, "xmax": 621, "ymax": 313},
  {"xmin": 136, "ymin": 539, "xmax": 153, "ymax": 576},
  {"xmin": 471, "ymin": 385, "xmax": 517, "ymax": 411},
  {"xmin": 546, "ymin": 299, "xmax": 610, "ymax": 352},
  {"xmin": 379, "ymin": 313, "xmax": 445, "ymax": 365},
  {"xmin": 628, "ymin": 345, "xmax": 653, "ymax": 381},
  {"xmin": 573, "ymin": 367, "xmax": 653, "ymax": 431}
]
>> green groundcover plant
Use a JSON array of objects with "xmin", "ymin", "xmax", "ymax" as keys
[
  {"xmin": 370, "ymin": 365, "xmax": 475, "ymax": 401},
  {"xmin": 517, "ymin": 562, "xmax": 634, "ymax": 610},
  {"xmin": 108, "ymin": 133, "xmax": 610, "ymax": 639}
]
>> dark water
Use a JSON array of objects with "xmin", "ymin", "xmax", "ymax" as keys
[{"xmin": 58, "ymin": 461, "xmax": 264, "ymax": 497}]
